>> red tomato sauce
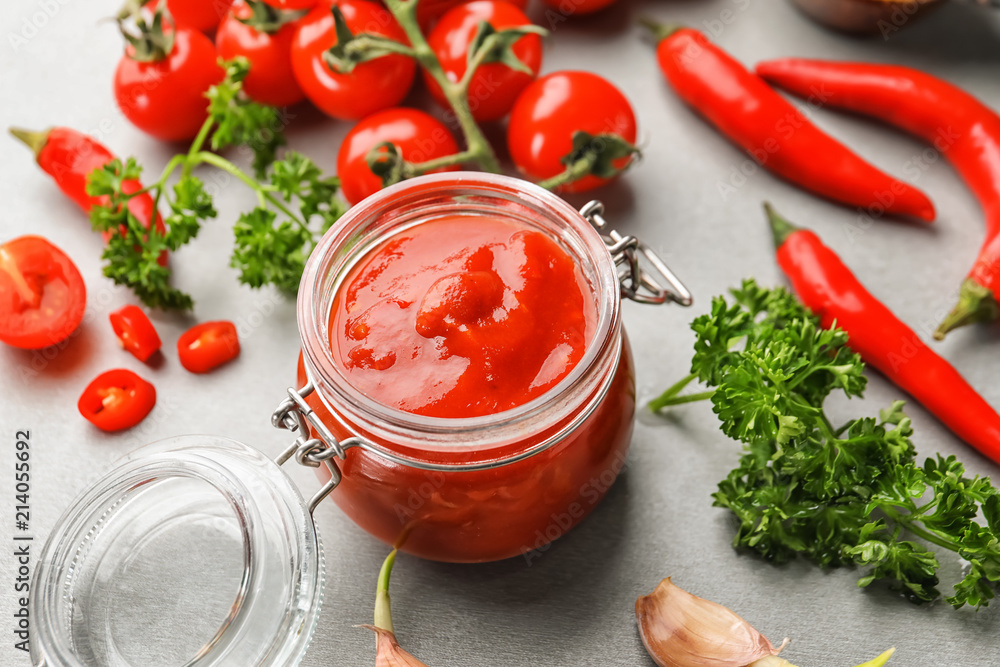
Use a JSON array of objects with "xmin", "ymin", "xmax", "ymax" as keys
[{"xmin": 328, "ymin": 214, "xmax": 595, "ymax": 418}]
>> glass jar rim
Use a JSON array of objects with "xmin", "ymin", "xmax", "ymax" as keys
[{"xmin": 297, "ymin": 172, "xmax": 621, "ymax": 451}]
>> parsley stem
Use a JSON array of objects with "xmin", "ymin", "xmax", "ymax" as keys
[
  {"xmin": 879, "ymin": 506, "xmax": 958, "ymax": 552},
  {"xmin": 651, "ymin": 391, "xmax": 716, "ymax": 408},
  {"xmin": 195, "ymin": 151, "xmax": 304, "ymax": 226},
  {"xmin": 649, "ymin": 373, "xmax": 705, "ymax": 411},
  {"xmin": 184, "ymin": 116, "xmax": 216, "ymax": 177}
]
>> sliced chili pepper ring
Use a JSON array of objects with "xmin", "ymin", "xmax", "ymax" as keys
[
  {"xmin": 178, "ymin": 321, "xmax": 241, "ymax": 373},
  {"xmin": 109, "ymin": 305, "xmax": 162, "ymax": 362},
  {"xmin": 78, "ymin": 369, "xmax": 157, "ymax": 432}
]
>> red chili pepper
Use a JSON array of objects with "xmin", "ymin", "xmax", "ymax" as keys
[
  {"xmin": 109, "ymin": 305, "xmax": 162, "ymax": 362},
  {"xmin": 766, "ymin": 203, "xmax": 1000, "ymax": 465},
  {"xmin": 756, "ymin": 59, "xmax": 1000, "ymax": 340},
  {"xmin": 10, "ymin": 126, "xmax": 167, "ymax": 266},
  {"xmin": 78, "ymin": 368, "xmax": 157, "ymax": 432},
  {"xmin": 641, "ymin": 22, "xmax": 935, "ymax": 223},
  {"xmin": 177, "ymin": 321, "xmax": 240, "ymax": 373}
]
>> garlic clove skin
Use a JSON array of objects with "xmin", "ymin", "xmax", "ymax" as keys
[
  {"xmin": 635, "ymin": 577, "xmax": 782, "ymax": 667},
  {"xmin": 360, "ymin": 625, "xmax": 431, "ymax": 667}
]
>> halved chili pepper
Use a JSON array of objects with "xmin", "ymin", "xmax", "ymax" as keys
[
  {"xmin": 641, "ymin": 22, "xmax": 935, "ymax": 223},
  {"xmin": 178, "ymin": 321, "xmax": 240, "ymax": 373},
  {"xmin": 78, "ymin": 368, "xmax": 157, "ymax": 432},
  {"xmin": 756, "ymin": 59, "xmax": 1000, "ymax": 340},
  {"xmin": 10, "ymin": 126, "xmax": 167, "ymax": 266},
  {"xmin": 109, "ymin": 305, "xmax": 162, "ymax": 362},
  {"xmin": 766, "ymin": 203, "xmax": 1000, "ymax": 465}
]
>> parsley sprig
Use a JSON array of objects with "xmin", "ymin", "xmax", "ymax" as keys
[
  {"xmin": 86, "ymin": 58, "xmax": 344, "ymax": 309},
  {"xmin": 653, "ymin": 279, "xmax": 1000, "ymax": 609}
]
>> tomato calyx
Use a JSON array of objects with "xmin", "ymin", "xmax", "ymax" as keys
[
  {"xmin": 465, "ymin": 21, "xmax": 546, "ymax": 76},
  {"xmin": 323, "ymin": 5, "xmax": 415, "ymax": 75},
  {"xmin": 237, "ymin": 0, "xmax": 307, "ymax": 34},
  {"xmin": 117, "ymin": 2, "xmax": 175, "ymax": 63},
  {"xmin": 539, "ymin": 130, "xmax": 641, "ymax": 190}
]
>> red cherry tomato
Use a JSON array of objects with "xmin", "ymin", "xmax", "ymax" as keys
[
  {"xmin": 337, "ymin": 108, "xmax": 460, "ymax": 205},
  {"xmin": 178, "ymin": 321, "xmax": 241, "ymax": 373},
  {"xmin": 216, "ymin": 1, "xmax": 306, "ymax": 107},
  {"xmin": 78, "ymin": 369, "xmax": 157, "ymax": 432},
  {"xmin": 0, "ymin": 236, "xmax": 86, "ymax": 350},
  {"xmin": 262, "ymin": 0, "xmax": 318, "ymax": 8},
  {"xmin": 290, "ymin": 0, "xmax": 416, "ymax": 120},
  {"xmin": 114, "ymin": 27, "xmax": 225, "ymax": 141},
  {"xmin": 425, "ymin": 0, "xmax": 541, "ymax": 122},
  {"xmin": 163, "ymin": 0, "xmax": 235, "ymax": 32},
  {"xmin": 507, "ymin": 70, "xmax": 637, "ymax": 193},
  {"xmin": 416, "ymin": 0, "xmax": 527, "ymax": 30},
  {"xmin": 109, "ymin": 305, "xmax": 162, "ymax": 362},
  {"xmin": 539, "ymin": 0, "xmax": 616, "ymax": 16}
]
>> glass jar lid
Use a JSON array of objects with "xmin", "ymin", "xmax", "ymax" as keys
[{"xmin": 29, "ymin": 435, "xmax": 324, "ymax": 667}]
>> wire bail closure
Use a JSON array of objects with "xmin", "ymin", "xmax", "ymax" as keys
[
  {"xmin": 272, "ymin": 382, "xmax": 359, "ymax": 513},
  {"xmin": 580, "ymin": 201, "xmax": 693, "ymax": 307}
]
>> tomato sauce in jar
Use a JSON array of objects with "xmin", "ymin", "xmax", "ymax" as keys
[{"xmin": 297, "ymin": 174, "xmax": 641, "ymax": 562}]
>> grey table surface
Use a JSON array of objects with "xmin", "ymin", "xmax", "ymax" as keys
[{"xmin": 2, "ymin": 0, "xmax": 1000, "ymax": 665}]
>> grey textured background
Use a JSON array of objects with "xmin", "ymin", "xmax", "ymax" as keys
[{"xmin": 2, "ymin": 0, "xmax": 1000, "ymax": 664}]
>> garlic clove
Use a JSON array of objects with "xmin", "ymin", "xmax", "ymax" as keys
[
  {"xmin": 635, "ymin": 577, "xmax": 782, "ymax": 667},
  {"xmin": 360, "ymin": 625, "xmax": 431, "ymax": 667}
]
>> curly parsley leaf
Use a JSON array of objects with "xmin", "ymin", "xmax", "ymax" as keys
[
  {"xmin": 660, "ymin": 278, "xmax": 1000, "ymax": 609},
  {"xmin": 207, "ymin": 57, "xmax": 287, "ymax": 178},
  {"xmin": 231, "ymin": 207, "xmax": 312, "ymax": 292}
]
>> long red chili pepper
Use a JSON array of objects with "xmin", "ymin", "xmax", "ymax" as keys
[
  {"xmin": 10, "ymin": 126, "xmax": 166, "ymax": 264},
  {"xmin": 766, "ymin": 203, "xmax": 1000, "ymax": 465},
  {"xmin": 641, "ymin": 22, "xmax": 935, "ymax": 223},
  {"xmin": 757, "ymin": 59, "xmax": 1000, "ymax": 340}
]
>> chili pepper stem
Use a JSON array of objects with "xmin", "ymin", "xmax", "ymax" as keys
[
  {"xmin": 764, "ymin": 202, "xmax": 800, "ymax": 248},
  {"xmin": 374, "ymin": 549, "xmax": 398, "ymax": 633},
  {"xmin": 934, "ymin": 279, "xmax": 1000, "ymax": 340},
  {"xmin": 9, "ymin": 127, "xmax": 51, "ymax": 159},
  {"xmin": 637, "ymin": 18, "xmax": 684, "ymax": 43}
]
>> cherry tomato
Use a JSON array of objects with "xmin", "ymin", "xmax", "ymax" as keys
[
  {"xmin": 425, "ymin": 0, "xmax": 542, "ymax": 122},
  {"xmin": 290, "ymin": 0, "xmax": 416, "ymax": 120},
  {"xmin": 216, "ymin": 1, "xmax": 306, "ymax": 107},
  {"xmin": 507, "ymin": 70, "xmax": 637, "ymax": 193},
  {"xmin": 0, "ymin": 236, "xmax": 86, "ymax": 350},
  {"xmin": 78, "ymin": 369, "xmax": 157, "ymax": 432},
  {"xmin": 539, "ymin": 0, "xmax": 617, "ymax": 16},
  {"xmin": 178, "ymin": 321, "xmax": 241, "ymax": 373},
  {"xmin": 416, "ymin": 0, "xmax": 527, "ymax": 30},
  {"xmin": 114, "ymin": 27, "xmax": 225, "ymax": 141},
  {"xmin": 337, "ymin": 108, "xmax": 460, "ymax": 205},
  {"xmin": 109, "ymin": 305, "xmax": 162, "ymax": 362},
  {"xmin": 262, "ymin": 0, "xmax": 319, "ymax": 8},
  {"xmin": 163, "ymin": 0, "xmax": 235, "ymax": 32}
]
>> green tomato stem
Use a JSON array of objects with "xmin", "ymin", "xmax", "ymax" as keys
[
  {"xmin": 537, "ymin": 152, "xmax": 598, "ymax": 190},
  {"xmin": 381, "ymin": 0, "xmax": 500, "ymax": 174},
  {"xmin": 406, "ymin": 149, "xmax": 478, "ymax": 176}
]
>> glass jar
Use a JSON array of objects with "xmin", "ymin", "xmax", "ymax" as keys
[
  {"xmin": 29, "ymin": 173, "xmax": 690, "ymax": 665},
  {"xmin": 290, "ymin": 172, "xmax": 690, "ymax": 562}
]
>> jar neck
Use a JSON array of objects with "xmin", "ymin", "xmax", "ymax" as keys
[{"xmin": 297, "ymin": 173, "xmax": 622, "ymax": 458}]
